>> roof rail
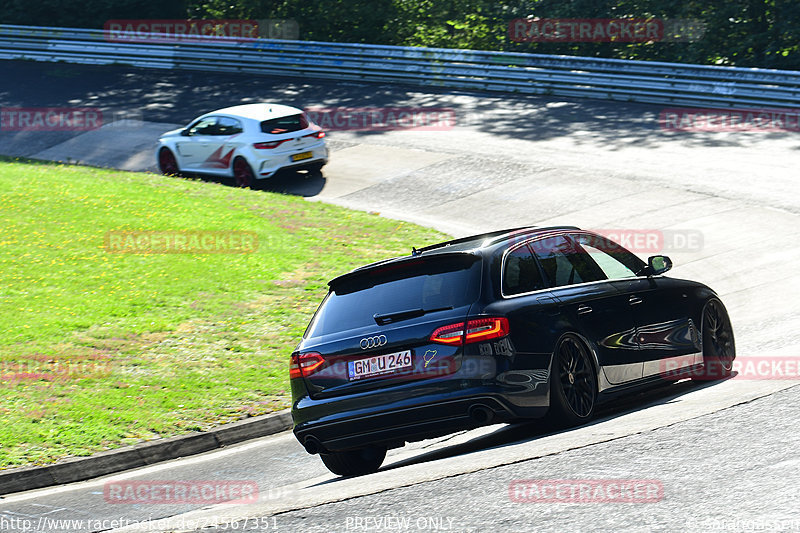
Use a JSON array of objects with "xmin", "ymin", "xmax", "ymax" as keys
[
  {"xmin": 416, "ymin": 226, "xmax": 538, "ymax": 254},
  {"xmin": 480, "ymin": 225, "xmax": 581, "ymax": 247},
  {"xmin": 419, "ymin": 225, "xmax": 581, "ymax": 252}
]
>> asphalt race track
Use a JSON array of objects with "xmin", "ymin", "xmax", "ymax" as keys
[{"xmin": 1, "ymin": 60, "xmax": 799, "ymax": 533}]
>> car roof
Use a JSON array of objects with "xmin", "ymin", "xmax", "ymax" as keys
[
  {"xmin": 327, "ymin": 226, "xmax": 580, "ymax": 287},
  {"xmin": 206, "ymin": 103, "xmax": 303, "ymax": 121},
  {"xmin": 418, "ymin": 225, "xmax": 581, "ymax": 254}
]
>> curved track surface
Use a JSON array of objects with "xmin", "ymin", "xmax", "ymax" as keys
[{"xmin": 0, "ymin": 60, "xmax": 798, "ymax": 532}]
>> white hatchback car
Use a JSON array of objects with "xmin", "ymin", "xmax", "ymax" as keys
[{"xmin": 156, "ymin": 103, "xmax": 328, "ymax": 187}]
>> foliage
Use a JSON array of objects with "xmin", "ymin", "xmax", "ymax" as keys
[
  {"xmin": 1, "ymin": 0, "xmax": 797, "ymax": 68},
  {"xmin": 0, "ymin": 0, "xmax": 186, "ymax": 29}
]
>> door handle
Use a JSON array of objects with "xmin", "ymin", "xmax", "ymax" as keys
[
  {"xmin": 577, "ymin": 305, "xmax": 592, "ymax": 315},
  {"xmin": 629, "ymin": 296, "xmax": 643, "ymax": 305}
]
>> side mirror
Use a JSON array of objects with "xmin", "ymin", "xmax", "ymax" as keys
[
  {"xmin": 180, "ymin": 128, "xmax": 190, "ymax": 136},
  {"xmin": 639, "ymin": 255, "xmax": 672, "ymax": 277}
]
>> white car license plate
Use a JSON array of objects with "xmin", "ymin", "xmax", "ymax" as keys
[
  {"xmin": 291, "ymin": 151, "xmax": 313, "ymax": 162},
  {"xmin": 348, "ymin": 350, "xmax": 412, "ymax": 381}
]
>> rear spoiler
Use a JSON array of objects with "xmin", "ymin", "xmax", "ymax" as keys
[{"xmin": 328, "ymin": 251, "xmax": 480, "ymax": 292}]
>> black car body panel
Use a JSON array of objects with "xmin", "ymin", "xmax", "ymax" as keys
[{"xmin": 290, "ymin": 226, "xmax": 732, "ymax": 465}]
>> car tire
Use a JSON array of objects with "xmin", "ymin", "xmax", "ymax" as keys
[
  {"xmin": 320, "ymin": 446, "xmax": 387, "ymax": 477},
  {"xmin": 158, "ymin": 148, "xmax": 180, "ymax": 176},
  {"xmin": 546, "ymin": 334, "xmax": 597, "ymax": 428},
  {"xmin": 233, "ymin": 157, "xmax": 255, "ymax": 188},
  {"xmin": 693, "ymin": 299, "xmax": 736, "ymax": 381}
]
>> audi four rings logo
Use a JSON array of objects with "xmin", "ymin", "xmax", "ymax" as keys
[{"xmin": 360, "ymin": 335, "xmax": 387, "ymax": 349}]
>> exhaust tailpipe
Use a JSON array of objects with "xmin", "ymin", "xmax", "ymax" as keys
[
  {"xmin": 303, "ymin": 436, "xmax": 324, "ymax": 455},
  {"xmin": 468, "ymin": 404, "xmax": 494, "ymax": 425}
]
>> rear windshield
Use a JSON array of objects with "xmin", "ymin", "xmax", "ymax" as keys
[
  {"xmin": 260, "ymin": 113, "xmax": 308, "ymax": 134},
  {"xmin": 305, "ymin": 254, "xmax": 481, "ymax": 338}
]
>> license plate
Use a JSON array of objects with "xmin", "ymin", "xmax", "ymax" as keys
[
  {"xmin": 291, "ymin": 151, "xmax": 313, "ymax": 162},
  {"xmin": 348, "ymin": 350, "xmax": 412, "ymax": 381}
]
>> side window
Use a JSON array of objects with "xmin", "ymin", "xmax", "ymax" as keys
[
  {"xmin": 572, "ymin": 234, "xmax": 644, "ymax": 280},
  {"xmin": 187, "ymin": 117, "xmax": 218, "ymax": 136},
  {"xmin": 532, "ymin": 235, "xmax": 605, "ymax": 287},
  {"xmin": 216, "ymin": 117, "xmax": 243, "ymax": 135},
  {"xmin": 502, "ymin": 244, "xmax": 546, "ymax": 296}
]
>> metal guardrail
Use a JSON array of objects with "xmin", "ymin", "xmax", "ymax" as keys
[{"xmin": 2, "ymin": 24, "xmax": 799, "ymax": 109}]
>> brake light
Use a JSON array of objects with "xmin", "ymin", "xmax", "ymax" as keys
[
  {"xmin": 304, "ymin": 130, "xmax": 325, "ymax": 139},
  {"xmin": 430, "ymin": 323, "xmax": 466, "ymax": 345},
  {"xmin": 430, "ymin": 317, "xmax": 510, "ymax": 346},
  {"xmin": 254, "ymin": 140, "xmax": 287, "ymax": 149},
  {"xmin": 289, "ymin": 352, "xmax": 324, "ymax": 379},
  {"xmin": 465, "ymin": 317, "xmax": 510, "ymax": 343}
]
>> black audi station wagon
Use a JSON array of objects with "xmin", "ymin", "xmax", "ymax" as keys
[{"xmin": 290, "ymin": 226, "xmax": 735, "ymax": 476}]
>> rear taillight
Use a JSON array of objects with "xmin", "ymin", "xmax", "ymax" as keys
[
  {"xmin": 304, "ymin": 130, "xmax": 325, "ymax": 139},
  {"xmin": 429, "ymin": 323, "xmax": 466, "ymax": 345},
  {"xmin": 289, "ymin": 352, "xmax": 324, "ymax": 379},
  {"xmin": 430, "ymin": 317, "xmax": 510, "ymax": 346},
  {"xmin": 465, "ymin": 317, "xmax": 511, "ymax": 343},
  {"xmin": 254, "ymin": 140, "xmax": 287, "ymax": 149}
]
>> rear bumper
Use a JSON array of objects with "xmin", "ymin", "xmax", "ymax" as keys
[
  {"xmin": 292, "ymin": 363, "xmax": 551, "ymax": 453},
  {"xmin": 254, "ymin": 143, "xmax": 328, "ymax": 177},
  {"xmin": 295, "ymin": 394, "xmax": 547, "ymax": 454}
]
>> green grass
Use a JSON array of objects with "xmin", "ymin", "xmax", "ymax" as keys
[{"xmin": 0, "ymin": 157, "xmax": 448, "ymax": 468}]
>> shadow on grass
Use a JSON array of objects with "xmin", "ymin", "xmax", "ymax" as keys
[{"xmin": 0, "ymin": 154, "xmax": 329, "ymax": 198}]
